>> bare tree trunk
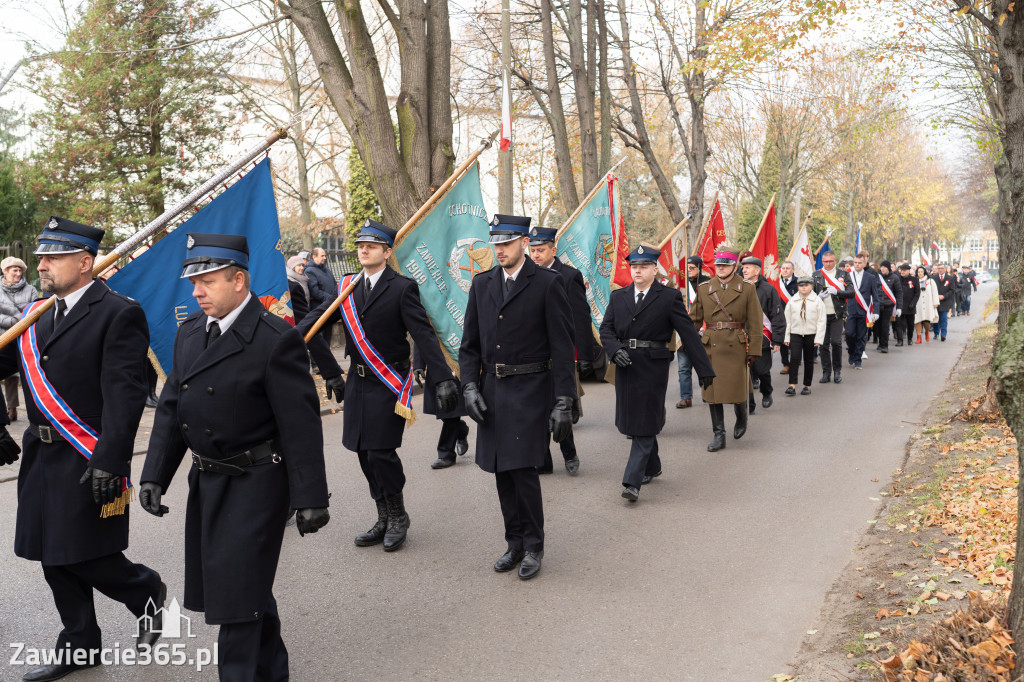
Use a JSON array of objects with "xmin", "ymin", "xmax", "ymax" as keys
[
  {"xmin": 596, "ymin": 0, "xmax": 612, "ymax": 174},
  {"xmin": 427, "ymin": 0, "xmax": 454, "ymax": 186},
  {"xmin": 538, "ymin": 0, "xmax": 580, "ymax": 214},
  {"xmin": 567, "ymin": 0, "xmax": 598, "ymax": 190}
]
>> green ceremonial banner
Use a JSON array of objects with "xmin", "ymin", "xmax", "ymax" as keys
[
  {"xmin": 392, "ymin": 162, "xmax": 492, "ymax": 367},
  {"xmin": 557, "ymin": 177, "xmax": 617, "ymax": 334}
]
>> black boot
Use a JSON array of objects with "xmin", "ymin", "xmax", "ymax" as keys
[
  {"xmin": 748, "ymin": 393, "xmax": 756, "ymax": 415},
  {"xmin": 383, "ymin": 492, "xmax": 410, "ymax": 552},
  {"xmin": 733, "ymin": 402, "xmax": 748, "ymax": 440},
  {"xmin": 354, "ymin": 498, "xmax": 388, "ymax": 547},
  {"xmin": 833, "ymin": 368, "xmax": 843, "ymax": 384},
  {"xmin": 145, "ymin": 389, "xmax": 158, "ymax": 409},
  {"xmin": 707, "ymin": 404, "xmax": 726, "ymax": 452},
  {"xmin": 819, "ymin": 370, "xmax": 831, "ymax": 384}
]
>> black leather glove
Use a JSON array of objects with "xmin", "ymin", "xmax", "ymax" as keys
[
  {"xmin": 463, "ymin": 382, "xmax": 487, "ymax": 424},
  {"xmin": 139, "ymin": 482, "xmax": 169, "ymax": 516},
  {"xmin": 746, "ymin": 355, "xmax": 757, "ymax": 367},
  {"xmin": 570, "ymin": 398, "xmax": 581, "ymax": 424},
  {"xmin": 435, "ymin": 379, "xmax": 458, "ymax": 414},
  {"xmin": 78, "ymin": 466, "xmax": 124, "ymax": 505},
  {"xmin": 699, "ymin": 375, "xmax": 714, "ymax": 391},
  {"xmin": 324, "ymin": 375, "xmax": 345, "ymax": 403},
  {"xmin": 549, "ymin": 397, "xmax": 574, "ymax": 443},
  {"xmin": 0, "ymin": 427, "xmax": 20, "ymax": 466},
  {"xmin": 611, "ymin": 348, "xmax": 632, "ymax": 368},
  {"xmin": 295, "ymin": 507, "xmax": 330, "ymax": 536},
  {"xmin": 414, "ymin": 368, "xmax": 425, "ymax": 388},
  {"xmin": 578, "ymin": 359, "xmax": 593, "ymax": 379}
]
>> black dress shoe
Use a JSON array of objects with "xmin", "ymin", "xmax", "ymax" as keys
[
  {"xmin": 455, "ymin": 422, "xmax": 470, "ymax": 456},
  {"xmin": 430, "ymin": 457, "xmax": 456, "ymax": 469},
  {"xmin": 761, "ymin": 394, "xmax": 773, "ymax": 409},
  {"xmin": 518, "ymin": 551, "xmax": 543, "ymax": 580},
  {"xmin": 621, "ymin": 485, "xmax": 639, "ymax": 501},
  {"xmin": 819, "ymin": 373, "xmax": 831, "ymax": 384},
  {"xmin": 785, "ymin": 386, "xmax": 796, "ymax": 396},
  {"xmin": 138, "ymin": 581, "xmax": 167, "ymax": 649},
  {"xmin": 880, "ymin": 348, "xmax": 888, "ymax": 353},
  {"xmin": 833, "ymin": 371, "xmax": 843, "ymax": 384},
  {"xmin": 641, "ymin": 470, "xmax": 662, "ymax": 485},
  {"xmin": 22, "ymin": 663, "xmax": 99, "ymax": 682},
  {"xmin": 941, "ymin": 336, "xmax": 947, "ymax": 342},
  {"xmin": 494, "ymin": 548, "xmax": 525, "ymax": 572},
  {"xmin": 800, "ymin": 387, "xmax": 811, "ymax": 396},
  {"xmin": 564, "ymin": 457, "xmax": 580, "ymax": 476}
]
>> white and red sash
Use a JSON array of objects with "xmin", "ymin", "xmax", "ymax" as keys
[
  {"xmin": 850, "ymin": 272, "xmax": 871, "ymax": 314},
  {"xmin": 18, "ymin": 299, "xmax": 132, "ymax": 517},
  {"xmin": 337, "ymin": 274, "xmax": 416, "ymax": 425},
  {"xmin": 761, "ymin": 312, "xmax": 772, "ymax": 343},
  {"xmin": 820, "ymin": 269, "xmax": 846, "ymax": 293},
  {"xmin": 775, "ymin": 279, "xmax": 791, "ymax": 305},
  {"xmin": 878, "ymin": 276, "xmax": 897, "ymax": 305}
]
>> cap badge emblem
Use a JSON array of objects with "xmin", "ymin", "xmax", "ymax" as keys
[
  {"xmin": 186, "ymin": 235, "xmax": 195, "ymax": 249},
  {"xmin": 638, "ymin": 246, "xmax": 644, "ymax": 254},
  {"xmin": 47, "ymin": 218, "xmax": 58, "ymax": 230}
]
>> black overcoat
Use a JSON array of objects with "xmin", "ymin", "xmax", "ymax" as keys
[
  {"xmin": 142, "ymin": 294, "xmax": 329, "ymax": 624},
  {"xmin": 0, "ymin": 280, "xmax": 149, "ymax": 565},
  {"xmin": 599, "ymin": 281, "xmax": 714, "ymax": 436},
  {"xmin": 550, "ymin": 258, "xmax": 595, "ymax": 364},
  {"xmin": 412, "ymin": 345, "xmax": 465, "ymax": 419},
  {"xmin": 299, "ymin": 266, "xmax": 453, "ymax": 451},
  {"xmin": 932, "ymin": 273, "xmax": 956, "ymax": 312},
  {"xmin": 459, "ymin": 258, "xmax": 576, "ymax": 473}
]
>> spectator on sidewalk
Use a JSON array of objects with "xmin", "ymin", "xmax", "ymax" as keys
[
  {"xmin": 784, "ymin": 275, "xmax": 826, "ymax": 395},
  {"xmin": 286, "ymin": 255, "xmax": 310, "ymax": 324},
  {"xmin": 305, "ymin": 247, "xmax": 338, "ymax": 346},
  {"xmin": 895, "ymin": 263, "xmax": 919, "ymax": 346},
  {"xmin": 0, "ymin": 257, "xmax": 37, "ymax": 422},
  {"xmin": 676, "ymin": 255, "xmax": 709, "ymax": 409},
  {"xmin": 915, "ymin": 265, "xmax": 939, "ymax": 343}
]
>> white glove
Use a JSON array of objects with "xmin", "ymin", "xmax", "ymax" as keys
[
  {"xmin": 818, "ymin": 290, "xmax": 830, "ymax": 300},
  {"xmin": 894, "ymin": 308, "xmax": 902, "ymax": 318},
  {"xmin": 870, "ymin": 313, "xmax": 879, "ymax": 323},
  {"xmin": 826, "ymin": 286, "xmax": 837, "ymax": 296}
]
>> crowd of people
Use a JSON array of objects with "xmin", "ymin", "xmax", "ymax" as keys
[{"xmin": 0, "ymin": 210, "xmax": 986, "ymax": 682}]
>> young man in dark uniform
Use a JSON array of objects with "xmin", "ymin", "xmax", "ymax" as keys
[
  {"xmin": 600, "ymin": 244, "xmax": 714, "ymax": 502},
  {"xmin": 298, "ymin": 220, "xmax": 458, "ymax": 551},
  {"xmin": 0, "ymin": 217, "xmax": 165, "ymax": 682},
  {"xmin": 460, "ymin": 214, "xmax": 576, "ymax": 580},
  {"xmin": 528, "ymin": 225, "xmax": 587, "ymax": 476},
  {"xmin": 140, "ymin": 234, "xmax": 329, "ymax": 682}
]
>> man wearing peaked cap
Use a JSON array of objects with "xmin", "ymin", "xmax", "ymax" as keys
[
  {"xmin": 600, "ymin": 244, "xmax": 714, "ymax": 503},
  {"xmin": 529, "ymin": 225, "xmax": 591, "ymax": 476},
  {"xmin": 689, "ymin": 246, "xmax": 764, "ymax": 452},
  {"xmin": 739, "ymin": 254, "xmax": 785, "ymax": 413},
  {"xmin": 297, "ymin": 219, "xmax": 458, "ymax": 553},
  {"xmin": 460, "ymin": 214, "xmax": 576, "ymax": 580},
  {"xmin": 676, "ymin": 255, "xmax": 711, "ymax": 410},
  {"xmin": 0, "ymin": 216, "xmax": 167, "ymax": 682},
  {"xmin": 141, "ymin": 232, "xmax": 330, "ymax": 681}
]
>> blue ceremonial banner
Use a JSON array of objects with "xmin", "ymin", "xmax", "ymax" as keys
[
  {"xmin": 392, "ymin": 162, "xmax": 492, "ymax": 366},
  {"xmin": 556, "ymin": 176, "xmax": 618, "ymax": 334},
  {"xmin": 815, "ymin": 237, "xmax": 831, "ymax": 270},
  {"xmin": 107, "ymin": 158, "xmax": 291, "ymax": 374}
]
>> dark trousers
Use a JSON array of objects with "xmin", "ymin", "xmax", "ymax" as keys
[
  {"xmin": 819, "ymin": 314, "xmax": 844, "ymax": 375},
  {"xmin": 436, "ymin": 417, "xmax": 468, "ymax": 461},
  {"xmin": 542, "ymin": 430, "xmax": 577, "ymax": 470},
  {"xmin": 622, "ymin": 435, "xmax": 662, "ymax": 489},
  {"xmin": 877, "ymin": 306, "xmax": 894, "ymax": 349},
  {"xmin": 218, "ymin": 594, "xmax": 288, "ymax": 682},
  {"xmin": 787, "ymin": 334, "xmax": 816, "ymax": 386},
  {"xmin": 750, "ymin": 343, "xmax": 772, "ymax": 397},
  {"xmin": 845, "ymin": 315, "xmax": 867, "ymax": 364},
  {"xmin": 495, "ymin": 468, "xmax": 544, "ymax": 552},
  {"xmin": 41, "ymin": 552, "xmax": 162, "ymax": 651},
  {"xmin": 357, "ymin": 448, "xmax": 406, "ymax": 500},
  {"xmin": 779, "ymin": 343, "xmax": 790, "ymax": 368}
]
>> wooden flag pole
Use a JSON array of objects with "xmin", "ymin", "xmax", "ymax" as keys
[
  {"xmin": 747, "ymin": 194, "xmax": 776, "ymax": 251},
  {"xmin": 554, "ymin": 157, "xmax": 626, "ymax": 243},
  {"xmin": 0, "ymin": 128, "xmax": 290, "ymax": 351},
  {"xmin": 784, "ymin": 209, "xmax": 814, "ymax": 262},
  {"xmin": 303, "ymin": 128, "xmax": 500, "ymax": 342},
  {"xmin": 814, "ymin": 228, "xmax": 834, "ymax": 258}
]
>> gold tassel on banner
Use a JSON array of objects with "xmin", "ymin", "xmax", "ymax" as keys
[
  {"xmin": 100, "ymin": 485, "xmax": 136, "ymax": 518},
  {"xmin": 394, "ymin": 402, "xmax": 418, "ymax": 428}
]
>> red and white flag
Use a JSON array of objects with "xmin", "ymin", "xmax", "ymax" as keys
[
  {"xmin": 750, "ymin": 198, "xmax": 786, "ymax": 301},
  {"xmin": 499, "ymin": 70, "xmax": 512, "ymax": 152},
  {"xmin": 694, "ymin": 199, "xmax": 727, "ymax": 277},
  {"xmin": 790, "ymin": 225, "xmax": 814, "ymax": 277},
  {"xmin": 930, "ymin": 240, "xmax": 940, "ymax": 251}
]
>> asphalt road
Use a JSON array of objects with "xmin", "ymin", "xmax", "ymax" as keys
[{"xmin": 0, "ymin": 284, "xmax": 997, "ymax": 681}]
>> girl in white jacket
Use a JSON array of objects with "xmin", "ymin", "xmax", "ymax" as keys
[
  {"xmin": 914, "ymin": 265, "xmax": 940, "ymax": 342},
  {"xmin": 784, "ymin": 276, "xmax": 827, "ymax": 395}
]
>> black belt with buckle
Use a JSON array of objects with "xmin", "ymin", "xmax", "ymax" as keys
[
  {"xmin": 483, "ymin": 360, "xmax": 552, "ymax": 378},
  {"xmin": 29, "ymin": 423, "xmax": 67, "ymax": 444},
  {"xmin": 351, "ymin": 359, "xmax": 411, "ymax": 379},
  {"xmin": 192, "ymin": 440, "xmax": 280, "ymax": 476},
  {"xmin": 619, "ymin": 338, "xmax": 668, "ymax": 349}
]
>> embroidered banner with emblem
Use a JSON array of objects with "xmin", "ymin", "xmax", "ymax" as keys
[
  {"xmin": 18, "ymin": 300, "xmax": 132, "ymax": 517},
  {"xmin": 337, "ymin": 274, "xmax": 416, "ymax": 425}
]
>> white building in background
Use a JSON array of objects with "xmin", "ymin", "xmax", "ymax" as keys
[{"xmin": 958, "ymin": 228, "xmax": 1000, "ymax": 274}]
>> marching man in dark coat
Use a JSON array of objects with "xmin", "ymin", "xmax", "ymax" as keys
[
  {"xmin": 528, "ymin": 225, "xmax": 588, "ymax": 476},
  {"xmin": 140, "ymin": 233, "xmax": 330, "ymax": 682},
  {"xmin": 739, "ymin": 254, "xmax": 785, "ymax": 412},
  {"xmin": 298, "ymin": 220, "xmax": 458, "ymax": 551},
  {"xmin": 460, "ymin": 214, "xmax": 576, "ymax": 580},
  {"xmin": 599, "ymin": 244, "xmax": 714, "ymax": 503},
  {"xmin": 689, "ymin": 246, "xmax": 764, "ymax": 452},
  {"xmin": 0, "ymin": 217, "xmax": 165, "ymax": 682}
]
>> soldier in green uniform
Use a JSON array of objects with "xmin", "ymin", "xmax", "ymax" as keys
[{"xmin": 689, "ymin": 246, "xmax": 763, "ymax": 452}]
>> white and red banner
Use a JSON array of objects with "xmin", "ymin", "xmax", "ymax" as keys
[
  {"xmin": 750, "ymin": 198, "xmax": 786, "ymax": 302},
  {"xmin": 789, "ymin": 225, "xmax": 814, "ymax": 277},
  {"xmin": 694, "ymin": 199, "xmax": 727, "ymax": 277},
  {"xmin": 499, "ymin": 70, "xmax": 512, "ymax": 152}
]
